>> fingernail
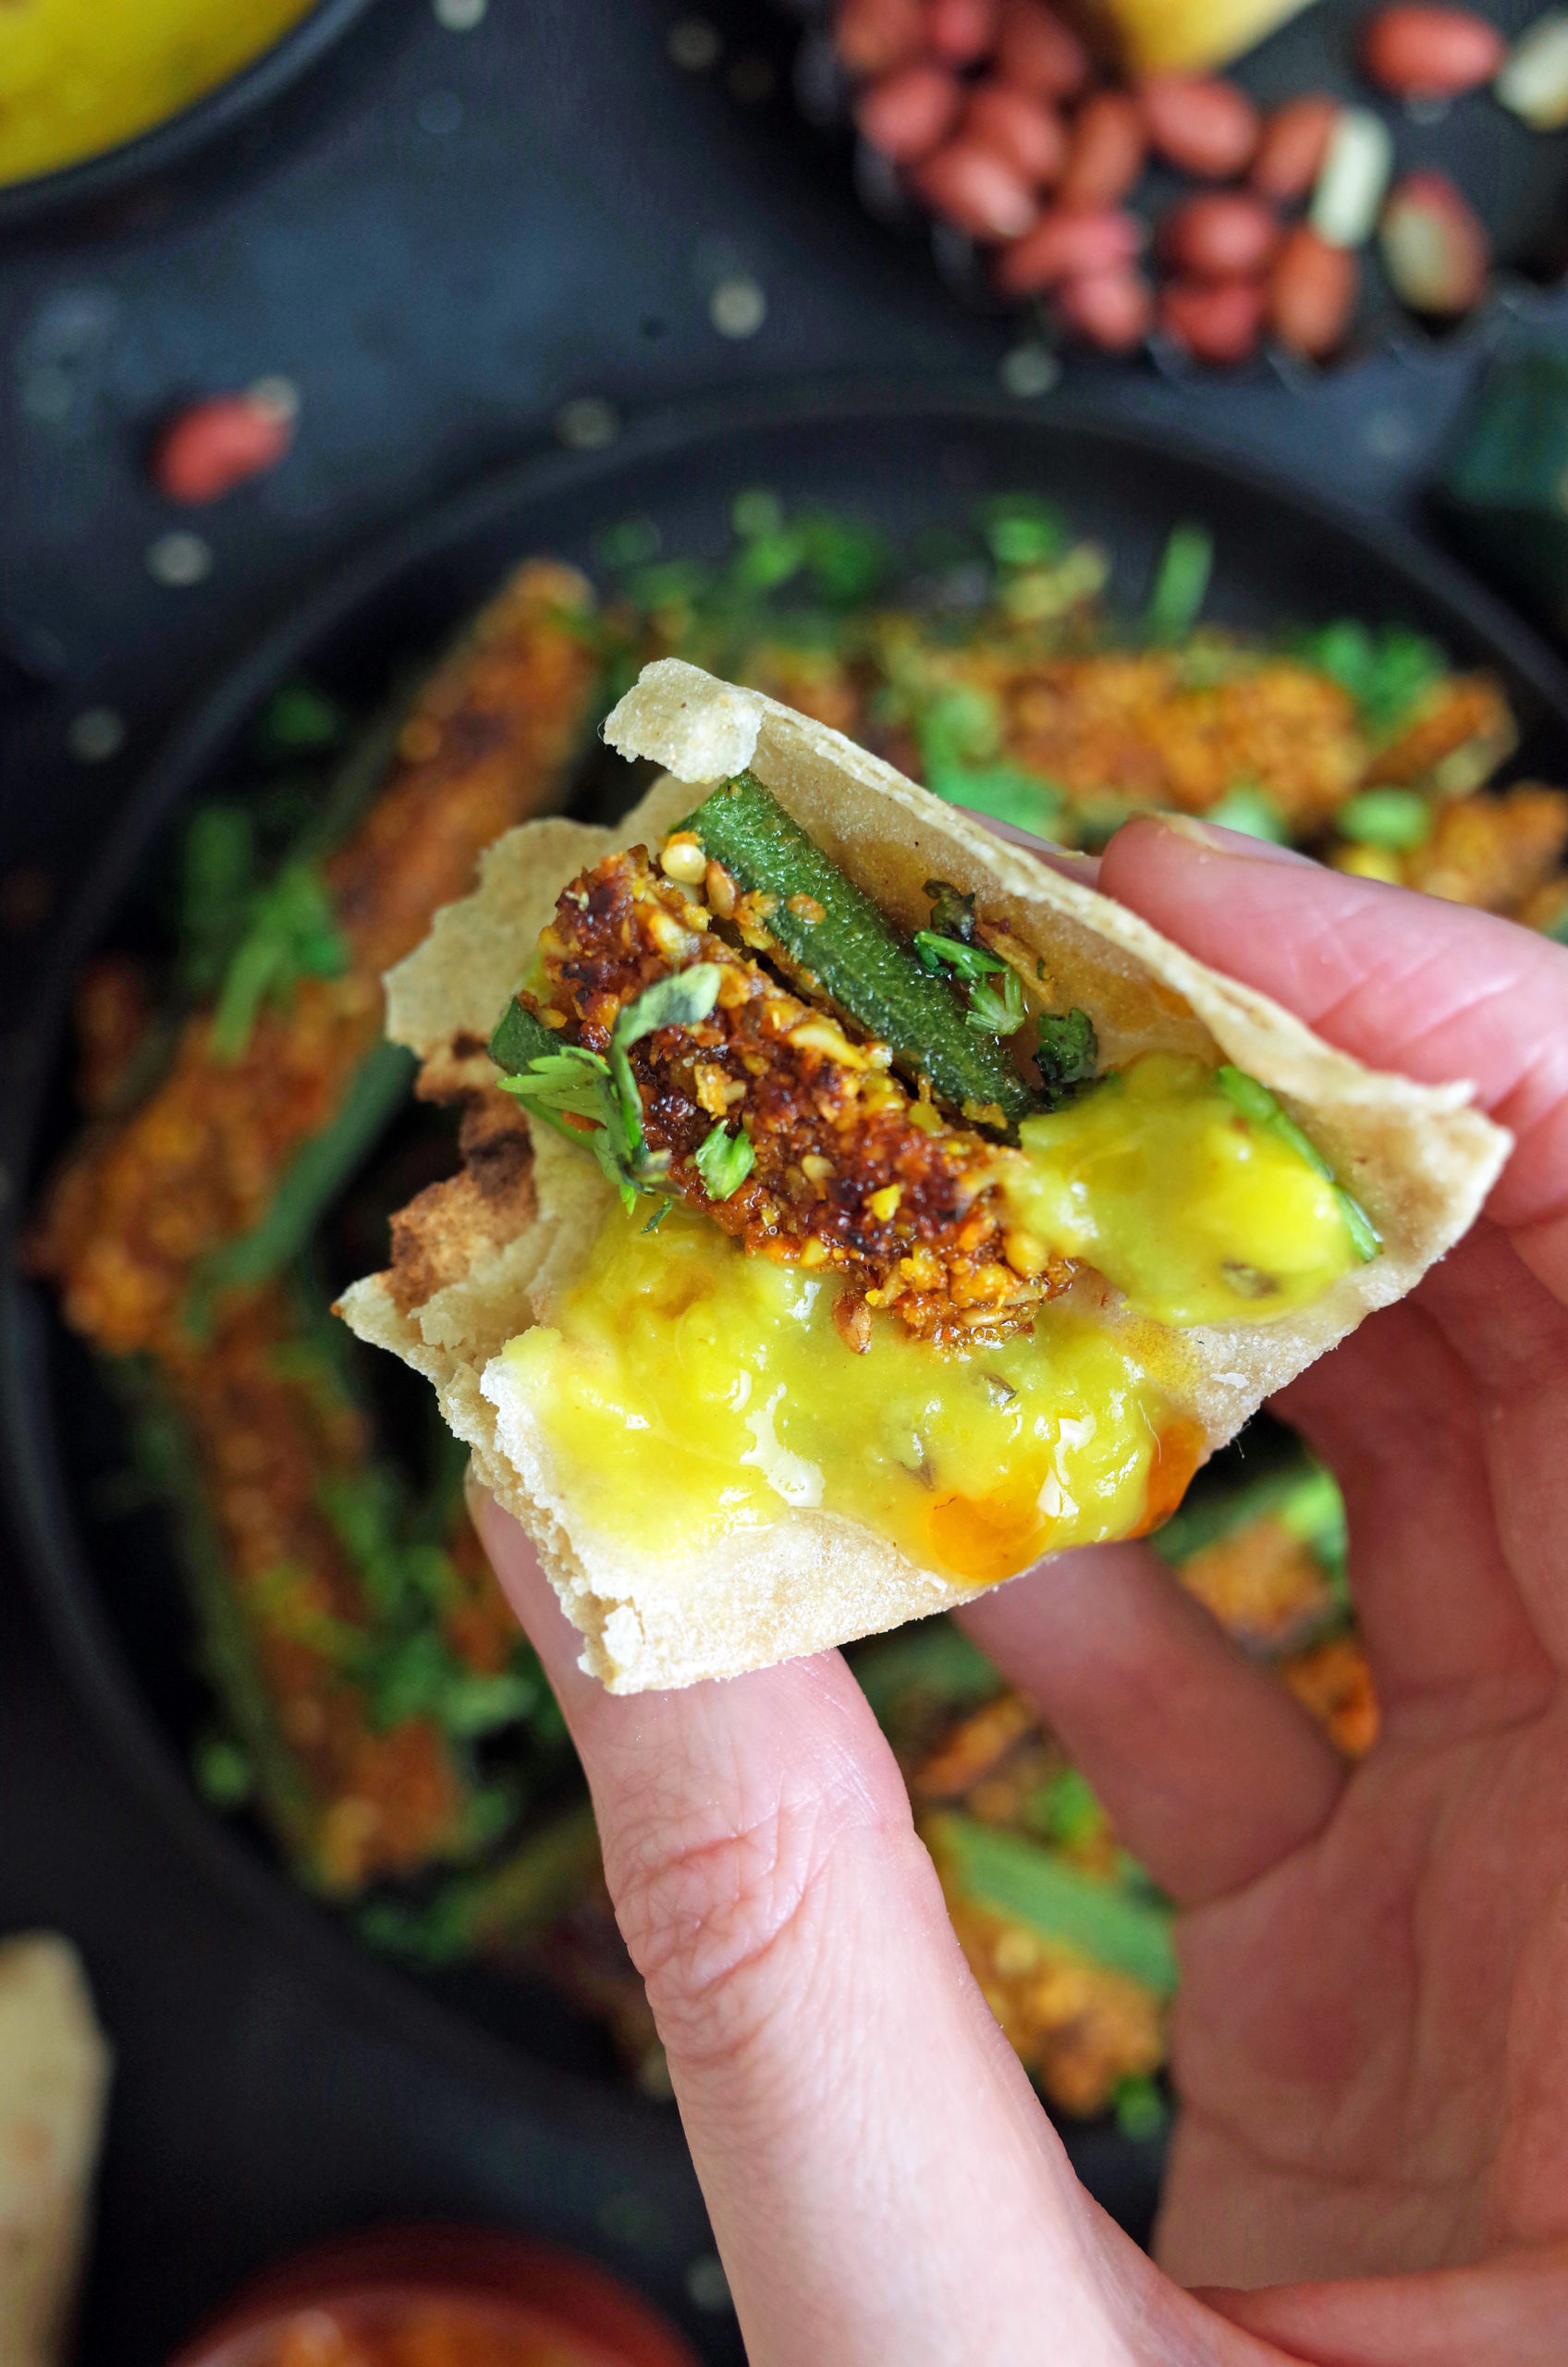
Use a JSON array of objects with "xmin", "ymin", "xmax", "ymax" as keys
[{"xmin": 1158, "ymin": 815, "xmax": 1316, "ymax": 865}]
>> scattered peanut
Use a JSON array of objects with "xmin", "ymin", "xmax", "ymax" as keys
[
  {"xmin": 1140, "ymin": 75, "xmax": 1259, "ymax": 178},
  {"xmin": 1360, "ymin": 5, "xmax": 1506, "ymax": 100}
]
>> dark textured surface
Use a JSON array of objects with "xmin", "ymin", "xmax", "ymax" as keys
[{"xmin": 3, "ymin": 2, "xmax": 1568, "ymax": 2357}]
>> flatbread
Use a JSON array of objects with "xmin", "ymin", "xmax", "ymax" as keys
[
  {"xmin": 339, "ymin": 658, "xmax": 1511, "ymax": 1693},
  {"xmin": 0, "ymin": 1935, "xmax": 111, "ymax": 2367}
]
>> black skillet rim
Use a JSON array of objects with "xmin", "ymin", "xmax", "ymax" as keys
[
  {"xmin": 7, "ymin": 378, "xmax": 1568, "ymax": 2134},
  {"xmin": 0, "ymin": 0, "xmax": 385, "ymax": 235}
]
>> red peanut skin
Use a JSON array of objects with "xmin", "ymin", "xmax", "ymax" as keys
[
  {"xmin": 857, "ymin": 65, "xmax": 964, "ymax": 161},
  {"xmin": 1251, "ymin": 95, "xmax": 1339, "ymax": 202},
  {"xmin": 1058, "ymin": 90, "xmax": 1145, "ymax": 209},
  {"xmin": 834, "ymin": 0, "xmax": 926, "ymax": 77},
  {"xmin": 925, "ymin": 0, "xmax": 1001, "ymax": 66},
  {"xmin": 1056, "ymin": 267, "xmax": 1153, "ymax": 349},
  {"xmin": 993, "ymin": 205, "xmax": 1144, "ymax": 291},
  {"xmin": 913, "ymin": 139, "xmax": 1039, "ymax": 238},
  {"xmin": 151, "ymin": 395, "xmax": 293, "ymax": 504},
  {"xmin": 1141, "ymin": 76, "xmax": 1260, "ymax": 179},
  {"xmin": 1158, "ymin": 275, "xmax": 1267, "ymax": 363},
  {"xmin": 1268, "ymin": 226, "xmax": 1359, "ymax": 358},
  {"xmin": 1360, "ymin": 6, "xmax": 1506, "ymax": 100},
  {"xmin": 1379, "ymin": 167, "xmax": 1489, "ymax": 312},
  {"xmin": 963, "ymin": 81, "xmax": 1067, "ymax": 181},
  {"xmin": 994, "ymin": 0, "xmax": 1090, "ymax": 98},
  {"xmin": 1160, "ymin": 191, "xmax": 1279, "ymax": 279}
]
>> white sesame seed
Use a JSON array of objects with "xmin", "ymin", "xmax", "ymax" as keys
[
  {"xmin": 668, "ymin": 17, "xmax": 721, "ymax": 70},
  {"xmin": 709, "ymin": 275, "xmax": 766, "ymax": 338},
  {"xmin": 146, "ymin": 532, "xmax": 214, "ymax": 587},
  {"xmin": 999, "ymin": 342, "xmax": 1060, "ymax": 399},
  {"xmin": 247, "ymin": 374, "xmax": 300, "ymax": 423},
  {"xmin": 67, "ymin": 706, "xmax": 126, "ymax": 762},
  {"xmin": 554, "ymin": 396, "xmax": 619, "ymax": 449},
  {"xmin": 434, "ymin": 0, "xmax": 486, "ymax": 26}
]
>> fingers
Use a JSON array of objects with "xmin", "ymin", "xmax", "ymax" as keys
[
  {"xmin": 469, "ymin": 1488, "xmax": 1170, "ymax": 2367},
  {"xmin": 1198, "ymin": 2249, "xmax": 1568, "ymax": 2365},
  {"xmin": 957, "ymin": 1540, "xmax": 1344, "ymax": 1906},
  {"xmin": 1276, "ymin": 1282, "xmax": 1549, "ymax": 1706},
  {"xmin": 1096, "ymin": 818, "xmax": 1568, "ymax": 1250}
]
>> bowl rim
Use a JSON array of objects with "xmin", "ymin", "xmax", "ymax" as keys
[
  {"xmin": 166, "ymin": 2224, "xmax": 703, "ymax": 2367},
  {"xmin": 0, "ymin": 0, "xmax": 385, "ymax": 234},
  {"xmin": 8, "ymin": 376, "xmax": 1568, "ymax": 2134}
]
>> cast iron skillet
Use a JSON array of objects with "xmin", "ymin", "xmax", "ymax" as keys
[
  {"xmin": 0, "ymin": 0, "xmax": 385, "ymax": 236},
  {"xmin": 8, "ymin": 386, "xmax": 1568, "ymax": 2223}
]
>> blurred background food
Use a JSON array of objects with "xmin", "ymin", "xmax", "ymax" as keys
[
  {"xmin": 808, "ymin": 0, "xmax": 1568, "ymax": 365},
  {"xmin": 0, "ymin": 1935, "xmax": 110, "ymax": 2367},
  {"xmin": 24, "ymin": 486, "xmax": 1564, "ymax": 2132}
]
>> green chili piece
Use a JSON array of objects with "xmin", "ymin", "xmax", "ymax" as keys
[
  {"xmin": 927, "ymin": 1812, "xmax": 1178, "ymax": 1993},
  {"xmin": 1216, "ymin": 1065, "xmax": 1380, "ymax": 1261},
  {"xmin": 1334, "ymin": 789, "xmax": 1431, "ymax": 851},
  {"xmin": 679, "ymin": 772, "xmax": 1039, "ymax": 1131}
]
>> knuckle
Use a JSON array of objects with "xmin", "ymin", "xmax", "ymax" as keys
[{"xmin": 603, "ymin": 1767, "xmax": 900, "ymax": 2066}]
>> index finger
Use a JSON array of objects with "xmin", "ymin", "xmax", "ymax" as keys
[{"xmin": 467, "ymin": 1487, "xmax": 1166, "ymax": 2367}]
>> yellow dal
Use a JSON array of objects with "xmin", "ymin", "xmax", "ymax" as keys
[
  {"xmin": 504, "ymin": 1055, "xmax": 1359, "ymax": 1586},
  {"xmin": 0, "ymin": 0, "xmax": 319, "ymax": 189}
]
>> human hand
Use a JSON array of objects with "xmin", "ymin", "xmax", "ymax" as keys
[{"xmin": 472, "ymin": 816, "xmax": 1568, "ymax": 2365}]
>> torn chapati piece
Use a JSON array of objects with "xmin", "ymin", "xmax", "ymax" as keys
[
  {"xmin": 0, "ymin": 1934, "xmax": 112, "ymax": 2367},
  {"xmin": 337, "ymin": 658, "xmax": 1509, "ymax": 1693}
]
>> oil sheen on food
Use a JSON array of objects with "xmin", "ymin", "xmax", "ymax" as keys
[
  {"xmin": 506, "ymin": 1052, "xmax": 1362, "ymax": 1585},
  {"xmin": 0, "ymin": 0, "xmax": 317, "ymax": 187}
]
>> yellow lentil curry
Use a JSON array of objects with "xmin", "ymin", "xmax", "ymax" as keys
[{"xmin": 0, "ymin": 0, "xmax": 319, "ymax": 188}]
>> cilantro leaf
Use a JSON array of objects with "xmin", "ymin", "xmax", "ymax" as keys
[
  {"xmin": 210, "ymin": 859, "xmax": 348, "ymax": 1061},
  {"xmin": 913, "ymin": 930, "xmax": 1006, "ymax": 983},
  {"xmin": 964, "ymin": 967, "xmax": 1025, "ymax": 1036},
  {"xmin": 1216, "ymin": 1066, "xmax": 1380, "ymax": 1260},
  {"xmin": 694, "ymin": 1121, "xmax": 755, "ymax": 1201},
  {"xmin": 1035, "ymin": 1009, "xmax": 1097, "ymax": 1106},
  {"xmin": 924, "ymin": 878, "xmax": 977, "ymax": 943}
]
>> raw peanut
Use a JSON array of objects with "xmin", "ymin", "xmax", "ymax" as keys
[
  {"xmin": 1160, "ymin": 191, "xmax": 1279, "ymax": 279},
  {"xmin": 1378, "ymin": 167, "xmax": 1488, "ymax": 313},
  {"xmin": 1056, "ymin": 266, "xmax": 1153, "ymax": 349},
  {"xmin": 151, "ymin": 390, "xmax": 295, "ymax": 504},
  {"xmin": 913, "ymin": 139, "xmax": 1039, "ymax": 238},
  {"xmin": 1360, "ymin": 6, "xmax": 1506, "ymax": 99},
  {"xmin": 1497, "ymin": 14, "xmax": 1568, "ymax": 130},
  {"xmin": 994, "ymin": 0, "xmax": 1090, "ymax": 98},
  {"xmin": 925, "ymin": 0, "xmax": 1001, "ymax": 64},
  {"xmin": 1268, "ymin": 225, "xmax": 1359, "ymax": 357},
  {"xmin": 1158, "ymin": 275, "xmax": 1267, "ymax": 364},
  {"xmin": 857, "ymin": 64, "xmax": 964, "ymax": 159},
  {"xmin": 1058, "ymin": 90, "xmax": 1145, "ymax": 208},
  {"xmin": 992, "ymin": 204, "xmax": 1145, "ymax": 291},
  {"xmin": 833, "ymin": 0, "xmax": 926, "ymax": 76},
  {"xmin": 1251, "ymin": 94, "xmax": 1339, "ymax": 202},
  {"xmin": 963, "ymin": 81, "xmax": 1067, "ymax": 181},
  {"xmin": 1141, "ymin": 75, "xmax": 1259, "ymax": 178}
]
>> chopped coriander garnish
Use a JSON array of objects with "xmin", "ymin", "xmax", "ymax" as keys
[
  {"xmin": 913, "ymin": 930, "xmax": 1007, "ymax": 983},
  {"xmin": 493, "ymin": 968, "xmax": 723, "ymax": 1211},
  {"xmin": 1035, "ymin": 1008, "xmax": 1097, "ymax": 1106},
  {"xmin": 694, "ymin": 1122, "xmax": 755, "ymax": 1201},
  {"xmin": 1216, "ymin": 1066, "xmax": 1380, "ymax": 1261},
  {"xmin": 1207, "ymin": 785, "xmax": 1288, "ymax": 844},
  {"xmin": 964, "ymin": 966, "xmax": 1025, "ymax": 1036},
  {"xmin": 1145, "ymin": 524, "xmax": 1213, "ymax": 642},
  {"xmin": 913, "ymin": 930, "xmax": 1025, "ymax": 1036},
  {"xmin": 1334, "ymin": 788, "xmax": 1431, "ymax": 852},
  {"xmin": 924, "ymin": 878, "xmax": 977, "ymax": 944}
]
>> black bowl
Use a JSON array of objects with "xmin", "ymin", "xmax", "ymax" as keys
[
  {"xmin": 8, "ymin": 384, "xmax": 1568, "ymax": 2227},
  {"xmin": 0, "ymin": 0, "xmax": 386, "ymax": 237}
]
